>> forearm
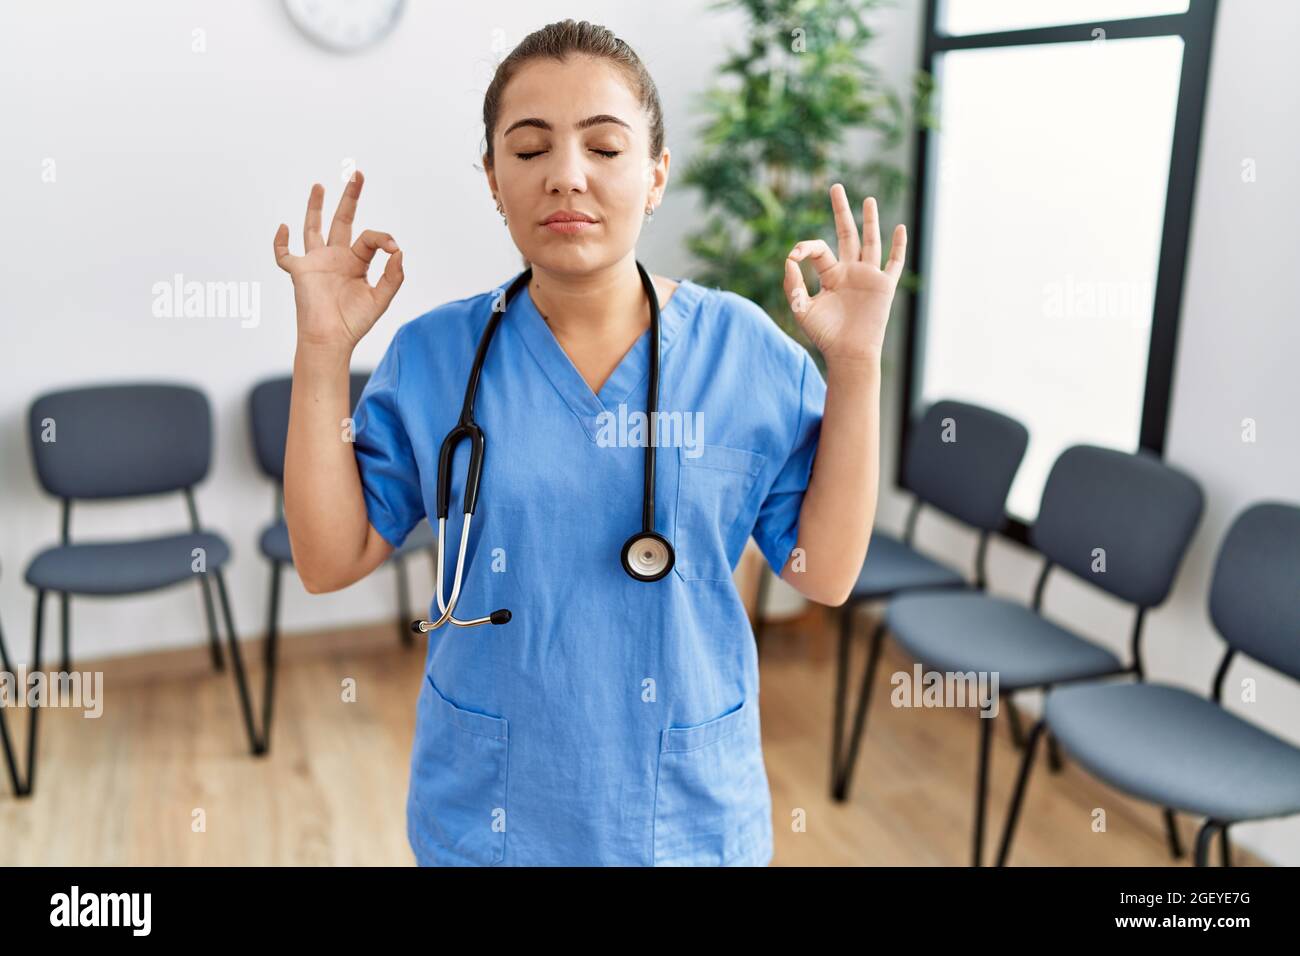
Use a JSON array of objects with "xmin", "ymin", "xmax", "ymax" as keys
[
  {"xmin": 284, "ymin": 343, "xmax": 391, "ymax": 592},
  {"xmin": 780, "ymin": 357, "xmax": 882, "ymax": 605}
]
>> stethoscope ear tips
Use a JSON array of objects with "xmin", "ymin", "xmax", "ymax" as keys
[
  {"xmin": 410, "ymin": 619, "xmax": 429, "ymax": 634},
  {"xmin": 621, "ymin": 532, "xmax": 675, "ymax": 582},
  {"xmin": 490, "ymin": 609, "xmax": 512, "ymax": 625}
]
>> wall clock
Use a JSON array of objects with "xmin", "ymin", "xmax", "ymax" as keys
[{"xmin": 283, "ymin": 0, "xmax": 405, "ymax": 54}]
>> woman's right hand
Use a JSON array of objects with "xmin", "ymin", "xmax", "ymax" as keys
[{"xmin": 273, "ymin": 170, "xmax": 404, "ymax": 353}]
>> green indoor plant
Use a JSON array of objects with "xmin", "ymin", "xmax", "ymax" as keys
[{"xmin": 683, "ymin": 0, "xmax": 935, "ymax": 368}]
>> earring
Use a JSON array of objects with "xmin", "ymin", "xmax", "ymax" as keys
[
  {"xmin": 644, "ymin": 204, "xmax": 656, "ymax": 222},
  {"xmin": 495, "ymin": 197, "xmax": 507, "ymax": 226}
]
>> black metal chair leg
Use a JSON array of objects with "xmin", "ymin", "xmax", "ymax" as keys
[
  {"xmin": 59, "ymin": 593, "xmax": 71, "ymax": 675},
  {"xmin": 261, "ymin": 561, "xmax": 283, "ymax": 753},
  {"xmin": 1005, "ymin": 698, "xmax": 1026, "ymax": 749},
  {"xmin": 198, "ymin": 574, "xmax": 225, "ymax": 671},
  {"xmin": 0, "ymin": 624, "xmax": 13, "ymax": 680},
  {"xmin": 1046, "ymin": 730, "xmax": 1064, "ymax": 773},
  {"xmin": 833, "ymin": 619, "xmax": 887, "ymax": 801},
  {"xmin": 753, "ymin": 564, "xmax": 771, "ymax": 655},
  {"xmin": 973, "ymin": 707, "xmax": 995, "ymax": 867},
  {"xmin": 1162, "ymin": 807, "xmax": 1184, "ymax": 859},
  {"xmin": 1220, "ymin": 824, "xmax": 1232, "ymax": 867},
  {"xmin": 996, "ymin": 718, "xmax": 1046, "ymax": 866},
  {"xmin": 1194, "ymin": 819, "xmax": 1220, "ymax": 867},
  {"xmin": 0, "ymin": 619, "xmax": 23, "ymax": 796},
  {"xmin": 0, "ymin": 696, "xmax": 19, "ymax": 797},
  {"xmin": 211, "ymin": 571, "xmax": 264, "ymax": 756},
  {"xmin": 394, "ymin": 555, "xmax": 412, "ymax": 646},
  {"xmin": 830, "ymin": 605, "xmax": 855, "ymax": 797},
  {"xmin": 23, "ymin": 589, "xmax": 48, "ymax": 797}
]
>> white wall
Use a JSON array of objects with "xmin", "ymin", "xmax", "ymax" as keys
[{"xmin": 876, "ymin": 2, "xmax": 1300, "ymax": 866}]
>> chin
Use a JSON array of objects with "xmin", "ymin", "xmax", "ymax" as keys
[{"xmin": 522, "ymin": 243, "xmax": 614, "ymax": 275}]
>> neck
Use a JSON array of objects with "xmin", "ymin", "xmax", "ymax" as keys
[{"xmin": 528, "ymin": 255, "xmax": 649, "ymax": 340}]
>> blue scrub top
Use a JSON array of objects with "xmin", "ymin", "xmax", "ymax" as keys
[{"xmin": 352, "ymin": 269, "xmax": 827, "ymax": 866}]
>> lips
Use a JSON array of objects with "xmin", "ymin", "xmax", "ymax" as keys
[
  {"xmin": 542, "ymin": 211, "xmax": 598, "ymax": 224},
  {"xmin": 542, "ymin": 211, "xmax": 599, "ymax": 235}
]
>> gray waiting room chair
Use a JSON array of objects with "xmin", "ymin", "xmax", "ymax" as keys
[
  {"xmin": 884, "ymin": 444, "xmax": 1204, "ymax": 865},
  {"xmin": 248, "ymin": 373, "xmax": 436, "ymax": 751},
  {"xmin": 21, "ymin": 384, "xmax": 262, "ymax": 796},
  {"xmin": 832, "ymin": 400, "xmax": 1028, "ymax": 801},
  {"xmin": 997, "ymin": 501, "xmax": 1300, "ymax": 867}
]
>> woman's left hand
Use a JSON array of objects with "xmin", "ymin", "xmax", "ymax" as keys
[{"xmin": 784, "ymin": 183, "xmax": 907, "ymax": 368}]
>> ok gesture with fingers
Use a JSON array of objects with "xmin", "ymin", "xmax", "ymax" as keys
[
  {"xmin": 273, "ymin": 171, "xmax": 404, "ymax": 353},
  {"xmin": 784, "ymin": 183, "xmax": 907, "ymax": 369}
]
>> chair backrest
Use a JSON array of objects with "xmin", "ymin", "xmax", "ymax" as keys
[
  {"xmin": 1032, "ymin": 445, "xmax": 1203, "ymax": 608},
  {"xmin": 1209, "ymin": 502, "xmax": 1300, "ymax": 682},
  {"xmin": 902, "ymin": 399, "xmax": 1029, "ymax": 532},
  {"xmin": 249, "ymin": 371, "xmax": 372, "ymax": 482},
  {"xmin": 28, "ymin": 384, "xmax": 212, "ymax": 500}
]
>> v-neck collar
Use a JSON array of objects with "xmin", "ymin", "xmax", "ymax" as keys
[{"xmin": 510, "ymin": 272, "xmax": 699, "ymax": 442}]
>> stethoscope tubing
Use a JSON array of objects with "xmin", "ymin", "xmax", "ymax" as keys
[{"xmin": 413, "ymin": 261, "xmax": 669, "ymax": 634}]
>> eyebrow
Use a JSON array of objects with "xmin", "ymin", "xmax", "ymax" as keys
[{"xmin": 502, "ymin": 114, "xmax": 632, "ymax": 137}]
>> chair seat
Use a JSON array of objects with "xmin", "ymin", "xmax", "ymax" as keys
[
  {"xmin": 25, "ymin": 532, "xmax": 230, "ymax": 595},
  {"xmin": 886, "ymin": 591, "xmax": 1124, "ymax": 691},
  {"xmin": 259, "ymin": 519, "xmax": 436, "ymax": 565},
  {"xmin": 259, "ymin": 522, "xmax": 294, "ymax": 564},
  {"xmin": 852, "ymin": 531, "xmax": 965, "ymax": 601},
  {"xmin": 1046, "ymin": 682, "xmax": 1300, "ymax": 822}
]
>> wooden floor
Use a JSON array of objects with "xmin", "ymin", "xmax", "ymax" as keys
[{"xmin": 0, "ymin": 604, "xmax": 1260, "ymax": 866}]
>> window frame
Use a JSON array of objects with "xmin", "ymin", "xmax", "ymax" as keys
[{"xmin": 897, "ymin": 0, "xmax": 1220, "ymax": 544}]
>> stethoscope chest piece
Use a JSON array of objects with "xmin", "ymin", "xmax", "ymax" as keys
[{"xmin": 621, "ymin": 531, "xmax": 675, "ymax": 582}]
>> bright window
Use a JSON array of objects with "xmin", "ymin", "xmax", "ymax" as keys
[
  {"xmin": 942, "ymin": 0, "xmax": 1190, "ymax": 35},
  {"xmin": 915, "ymin": 35, "xmax": 1184, "ymax": 521}
]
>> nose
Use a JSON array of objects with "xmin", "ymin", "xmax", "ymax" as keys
[{"xmin": 544, "ymin": 140, "xmax": 589, "ymax": 195}]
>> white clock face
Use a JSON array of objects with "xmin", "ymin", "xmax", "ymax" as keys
[{"xmin": 283, "ymin": 0, "xmax": 405, "ymax": 53}]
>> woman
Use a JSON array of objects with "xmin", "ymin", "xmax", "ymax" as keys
[{"xmin": 272, "ymin": 19, "xmax": 905, "ymax": 866}]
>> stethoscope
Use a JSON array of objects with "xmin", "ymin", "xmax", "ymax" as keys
[{"xmin": 412, "ymin": 260, "xmax": 675, "ymax": 633}]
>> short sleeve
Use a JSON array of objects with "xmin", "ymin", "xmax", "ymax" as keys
[
  {"xmin": 351, "ymin": 325, "xmax": 426, "ymax": 549},
  {"xmin": 751, "ymin": 348, "xmax": 828, "ymax": 577}
]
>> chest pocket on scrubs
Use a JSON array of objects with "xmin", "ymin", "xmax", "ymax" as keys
[
  {"xmin": 674, "ymin": 443, "xmax": 765, "ymax": 582},
  {"xmin": 653, "ymin": 696, "xmax": 771, "ymax": 865},
  {"xmin": 407, "ymin": 673, "xmax": 509, "ymax": 866}
]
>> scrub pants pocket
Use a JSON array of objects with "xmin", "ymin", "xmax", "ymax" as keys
[
  {"xmin": 653, "ymin": 696, "xmax": 772, "ymax": 866},
  {"xmin": 407, "ymin": 673, "xmax": 509, "ymax": 866}
]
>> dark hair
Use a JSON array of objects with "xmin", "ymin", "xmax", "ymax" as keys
[{"xmin": 482, "ymin": 19, "xmax": 665, "ymax": 170}]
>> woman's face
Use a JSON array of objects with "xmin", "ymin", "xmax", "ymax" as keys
[{"xmin": 486, "ymin": 55, "xmax": 669, "ymax": 276}]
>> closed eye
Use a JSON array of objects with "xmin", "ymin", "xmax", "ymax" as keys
[{"xmin": 515, "ymin": 149, "xmax": 622, "ymax": 160}]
